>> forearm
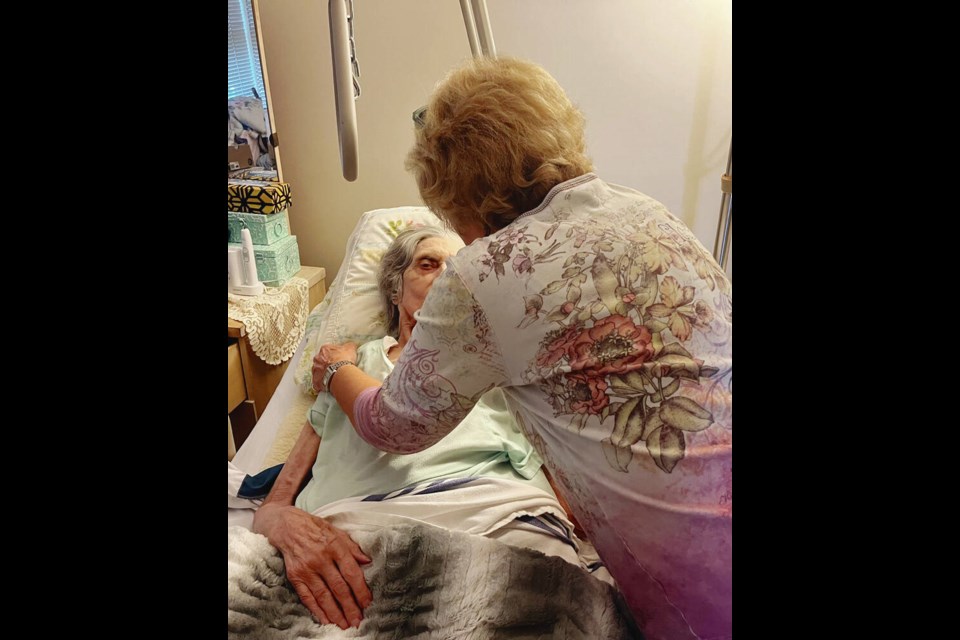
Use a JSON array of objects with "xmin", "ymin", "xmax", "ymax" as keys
[
  {"xmin": 260, "ymin": 423, "xmax": 321, "ymax": 506},
  {"xmin": 328, "ymin": 364, "xmax": 381, "ymax": 426},
  {"xmin": 321, "ymin": 353, "xmax": 442, "ymax": 453},
  {"xmin": 346, "ymin": 383, "xmax": 457, "ymax": 455}
]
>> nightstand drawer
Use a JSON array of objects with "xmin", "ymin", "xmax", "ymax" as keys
[{"xmin": 227, "ymin": 342, "xmax": 246, "ymax": 412}]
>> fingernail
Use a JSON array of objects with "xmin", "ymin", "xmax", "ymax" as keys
[{"xmin": 351, "ymin": 617, "xmax": 362, "ymax": 627}]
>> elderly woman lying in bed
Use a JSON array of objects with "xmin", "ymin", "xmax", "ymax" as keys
[{"xmin": 247, "ymin": 226, "xmax": 598, "ymax": 630}]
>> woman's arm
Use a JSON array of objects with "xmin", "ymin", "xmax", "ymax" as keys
[
  {"xmin": 251, "ymin": 422, "xmax": 373, "ymax": 629},
  {"xmin": 328, "ymin": 363, "xmax": 378, "ymax": 424},
  {"xmin": 255, "ymin": 422, "xmax": 321, "ymax": 506},
  {"xmin": 321, "ymin": 265, "xmax": 511, "ymax": 455}
]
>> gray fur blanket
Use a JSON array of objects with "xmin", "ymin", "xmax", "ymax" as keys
[{"xmin": 228, "ymin": 524, "xmax": 639, "ymax": 639}]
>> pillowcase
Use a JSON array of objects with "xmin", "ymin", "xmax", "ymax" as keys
[{"xmin": 293, "ymin": 206, "xmax": 463, "ymax": 394}]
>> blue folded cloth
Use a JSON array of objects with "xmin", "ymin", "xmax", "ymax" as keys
[{"xmin": 237, "ymin": 463, "xmax": 284, "ymax": 499}]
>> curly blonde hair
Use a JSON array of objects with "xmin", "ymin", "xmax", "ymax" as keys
[{"xmin": 405, "ymin": 57, "xmax": 594, "ymax": 236}]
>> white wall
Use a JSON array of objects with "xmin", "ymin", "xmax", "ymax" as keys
[{"xmin": 257, "ymin": 0, "xmax": 732, "ymax": 283}]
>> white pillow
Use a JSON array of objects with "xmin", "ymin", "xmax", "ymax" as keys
[{"xmin": 293, "ymin": 206, "xmax": 463, "ymax": 394}]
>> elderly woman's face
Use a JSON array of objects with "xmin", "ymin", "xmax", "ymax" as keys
[{"xmin": 399, "ymin": 236, "xmax": 460, "ymax": 317}]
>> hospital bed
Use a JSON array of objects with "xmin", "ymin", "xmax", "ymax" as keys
[{"xmin": 227, "ymin": 207, "xmax": 638, "ymax": 639}]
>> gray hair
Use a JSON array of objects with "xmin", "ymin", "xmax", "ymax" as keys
[{"xmin": 378, "ymin": 225, "xmax": 448, "ymax": 337}]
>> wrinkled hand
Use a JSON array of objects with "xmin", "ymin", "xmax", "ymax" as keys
[
  {"xmin": 252, "ymin": 503, "xmax": 372, "ymax": 628},
  {"xmin": 312, "ymin": 342, "xmax": 359, "ymax": 393}
]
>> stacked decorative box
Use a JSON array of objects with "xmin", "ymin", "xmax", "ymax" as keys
[{"xmin": 227, "ymin": 179, "xmax": 301, "ymax": 287}]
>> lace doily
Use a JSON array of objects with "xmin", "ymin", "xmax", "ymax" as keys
[{"xmin": 228, "ymin": 277, "xmax": 309, "ymax": 365}]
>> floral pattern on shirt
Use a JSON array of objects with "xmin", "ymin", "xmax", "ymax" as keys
[
  {"xmin": 374, "ymin": 339, "xmax": 495, "ymax": 446},
  {"xmin": 475, "ymin": 202, "xmax": 731, "ymax": 474}
]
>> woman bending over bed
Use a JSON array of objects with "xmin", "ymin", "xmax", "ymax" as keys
[{"xmin": 250, "ymin": 226, "xmax": 593, "ymax": 630}]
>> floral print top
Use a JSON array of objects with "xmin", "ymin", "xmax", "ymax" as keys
[{"xmin": 353, "ymin": 174, "xmax": 732, "ymax": 639}]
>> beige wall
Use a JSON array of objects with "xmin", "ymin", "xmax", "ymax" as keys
[{"xmin": 257, "ymin": 0, "xmax": 732, "ymax": 283}]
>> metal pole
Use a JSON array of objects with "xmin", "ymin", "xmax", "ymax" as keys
[
  {"xmin": 459, "ymin": 0, "xmax": 481, "ymax": 57},
  {"xmin": 713, "ymin": 138, "xmax": 732, "ymax": 269},
  {"xmin": 471, "ymin": 0, "xmax": 497, "ymax": 57}
]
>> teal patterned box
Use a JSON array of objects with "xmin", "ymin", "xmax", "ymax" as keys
[
  {"xmin": 227, "ymin": 210, "xmax": 290, "ymax": 246},
  {"xmin": 229, "ymin": 234, "xmax": 301, "ymax": 286}
]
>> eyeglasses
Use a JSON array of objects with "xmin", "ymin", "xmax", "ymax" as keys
[{"xmin": 412, "ymin": 106, "xmax": 427, "ymax": 129}]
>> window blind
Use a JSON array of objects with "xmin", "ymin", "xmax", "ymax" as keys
[{"xmin": 228, "ymin": 0, "xmax": 266, "ymax": 101}]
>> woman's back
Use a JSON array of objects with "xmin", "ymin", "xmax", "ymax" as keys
[{"xmin": 408, "ymin": 173, "xmax": 732, "ymax": 638}]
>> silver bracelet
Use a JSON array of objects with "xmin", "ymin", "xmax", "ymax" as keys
[{"xmin": 322, "ymin": 360, "xmax": 355, "ymax": 390}]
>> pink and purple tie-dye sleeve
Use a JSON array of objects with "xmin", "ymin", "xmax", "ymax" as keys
[{"xmin": 350, "ymin": 263, "xmax": 510, "ymax": 454}]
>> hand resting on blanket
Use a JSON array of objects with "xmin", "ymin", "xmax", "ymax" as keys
[
  {"xmin": 252, "ymin": 423, "xmax": 372, "ymax": 629},
  {"xmin": 253, "ymin": 501, "xmax": 371, "ymax": 628}
]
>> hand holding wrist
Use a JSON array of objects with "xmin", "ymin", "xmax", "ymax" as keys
[{"xmin": 312, "ymin": 342, "xmax": 359, "ymax": 392}]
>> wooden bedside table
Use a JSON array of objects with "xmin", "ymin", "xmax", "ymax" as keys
[{"xmin": 228, "ymin": 266, "xmax": 325, "ymax": 446}]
